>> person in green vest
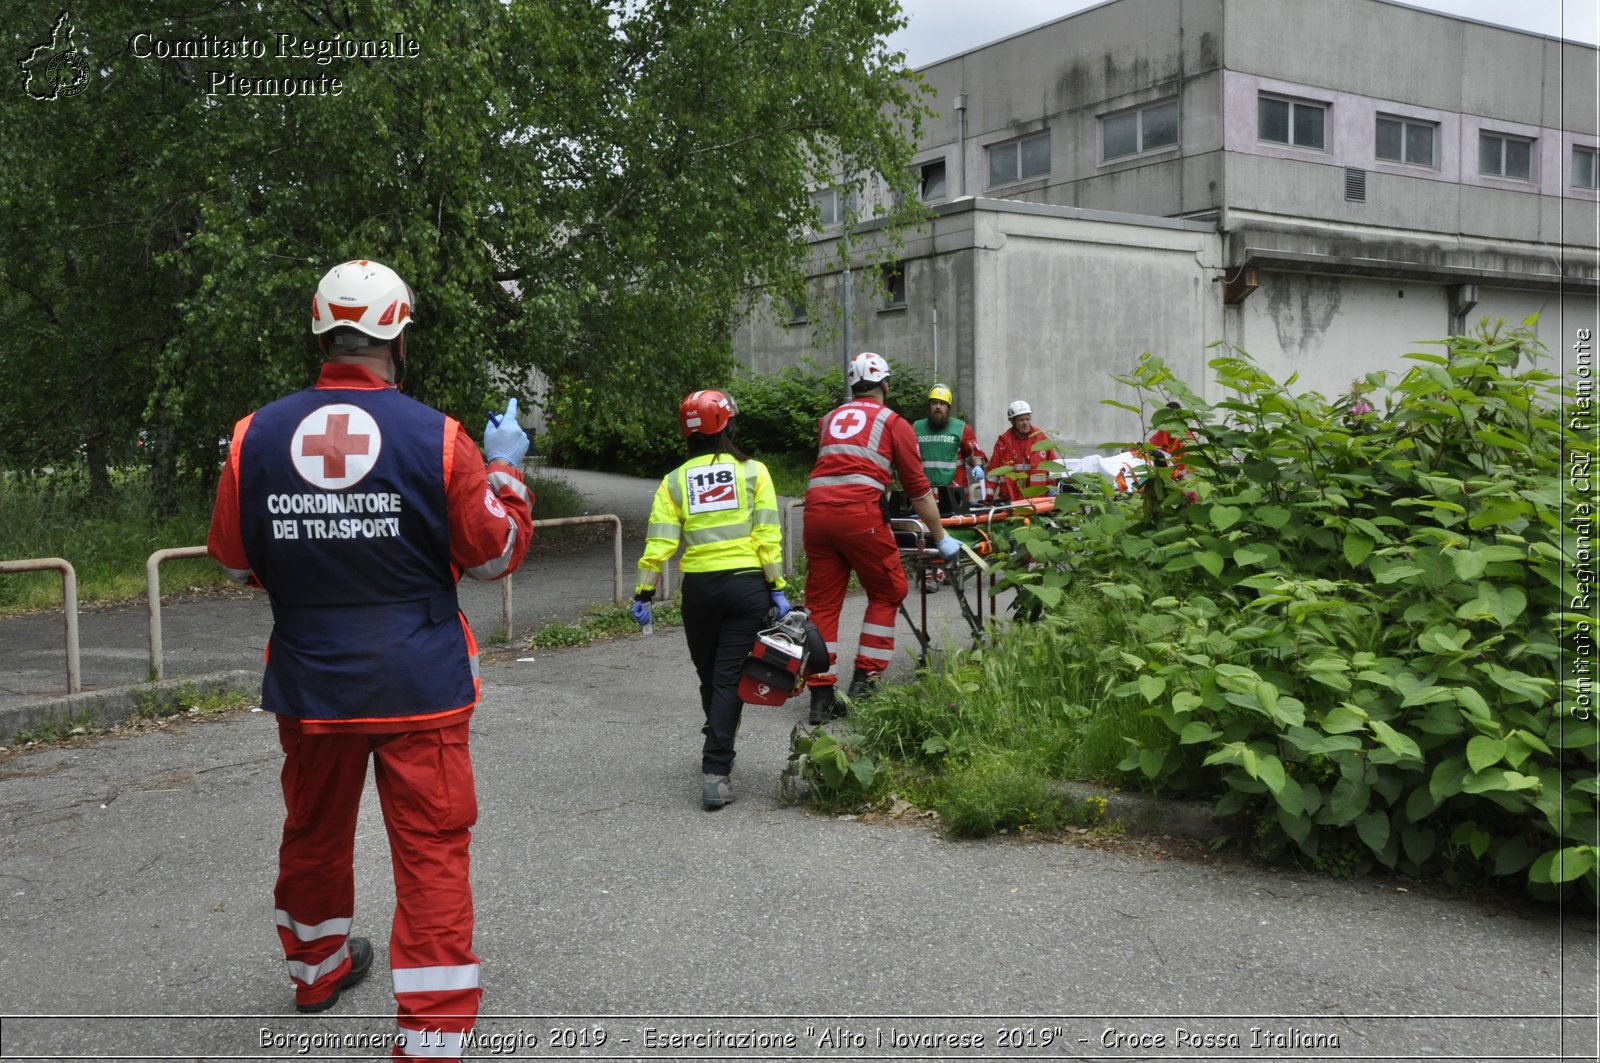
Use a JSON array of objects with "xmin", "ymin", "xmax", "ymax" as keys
[{"xmin": 911, "ymin": 383, "xmax": 987, "ymax": 591}]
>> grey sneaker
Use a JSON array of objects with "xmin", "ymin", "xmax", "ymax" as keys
[{"xmin": 702, "ymin": 774, "xmax": 734, "ymax": 810}]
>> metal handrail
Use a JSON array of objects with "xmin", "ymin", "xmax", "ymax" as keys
[
  {"xmin": 783, "ymin": 499, "xmax": 805, "ymax": 578},
  {"xmin": 0, "ymin": 557, "xmax": 81, "ymax": 693},
  {"xmin": 526, "ymin": 513, "xmax": 625, "ymax": 613},
  {"xmin": 140, "ymin": 514, "xmax": 625, "ymax": 670},
  {"xmin": 146, "ymin": 546, "xmax": 210, "ymax": 681}
]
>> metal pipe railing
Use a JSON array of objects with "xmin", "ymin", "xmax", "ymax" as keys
[
  {"xmin": 527, "ymin": 513, "xmax": 626, "ymax": 606},
  {"xmin": 142, "ymin": 514, "xmax": 625, "ymax": 672},
  {"xmin": 0, "ymin": 557, "xmax": 81, "ymax": 693},
  {"xmin": 146, "ymin": 546, "xmax": 210, "ymax": 681},
  {"xmin": 783, "ymin": 499, "xmax": 805, "ymax": 578}
]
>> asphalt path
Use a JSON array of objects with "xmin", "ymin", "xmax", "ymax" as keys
[{"xmin": 0, "ymin": 469, "xmax": 1595, "ymax": 1061}]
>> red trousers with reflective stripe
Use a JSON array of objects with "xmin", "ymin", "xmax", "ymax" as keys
[
  {"xmin": 276, "ymin": 717, "xmax": 479, "ymax": 1052},
  {"xmin": 801, "ymin": 499, "xmax": 905, "ymax": 683}
]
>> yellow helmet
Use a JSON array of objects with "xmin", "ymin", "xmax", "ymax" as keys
[{"xmin": 928, "ymin": 383, "xmax": 953, "ymax": 404}]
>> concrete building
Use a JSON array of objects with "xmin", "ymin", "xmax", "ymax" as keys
[{"xmin": 734, "ymin": 0, "xmax": 1600, "ymax": 453}]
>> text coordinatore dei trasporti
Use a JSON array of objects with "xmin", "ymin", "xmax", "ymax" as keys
[
  {"xmin": 126, "ymin": 30, "xmax": 421, "ymax": 98},
  {"xmin": 254, "ymin": 1020, "xmax": 1348, "ymax": 1057}
]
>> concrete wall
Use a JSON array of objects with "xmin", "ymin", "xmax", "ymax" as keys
[
  {"xmin": 911, "ymin": 0, "xmax": 1224, "ymax": 217},
  {"xmin": 974, "ymin": 210, "xmax": 1221, "ymax": 451},
  {"xmin": 1226, "ymin": 274, "xmax": 1599, "ymax": 400},
  {"xmin": 1231, "ymin": 273, "xmax": 1452, "ymax": 397},
  {"xmin": 735, "ymin": 201, "xmax": 1225, "ymax": 456}
]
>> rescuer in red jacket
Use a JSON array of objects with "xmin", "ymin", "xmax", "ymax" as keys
[
  {"xmin": 802, "ymin": 352, "xmax": 960, "ymax": 724},
  {"xmin": 208, "ymin": 259, "xmax": 532, "ymax": 1062},
  {"xmin": 988, "ymin": 399, "xmax": 1061, "ymax": 503}
]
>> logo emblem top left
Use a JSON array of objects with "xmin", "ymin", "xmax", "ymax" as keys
[{"xmin": 292, "ymin": 405, "xmax": 383, "ymax": 489}]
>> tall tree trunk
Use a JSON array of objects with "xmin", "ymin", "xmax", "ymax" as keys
[{"xmin": 150, "ymin": 404, "xmax": 179, "ymax": 520}]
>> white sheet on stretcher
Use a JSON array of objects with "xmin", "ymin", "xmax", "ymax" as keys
[{"xmin": 1060, "ymin": 450, "xmax": 1150, "ymax": 492}]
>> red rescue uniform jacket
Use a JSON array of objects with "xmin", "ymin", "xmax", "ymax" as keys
[
  {"xmin": 804, "ymin": 397, "xmax": 933, "ymax": 506},
  {"xmin": 988, "ymin": 426, "xmax": 1060, "ymax": 503}
]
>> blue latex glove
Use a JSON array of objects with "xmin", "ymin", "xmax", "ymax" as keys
[
  {"xmin": 484, "ymin": 397, "xmax": 529, "ymax": 467},
  {"xmin": 936, "ymin": 536, "xmax": 961, "ymax": 561},
  {"xmin": 770, "ymin": 590, "xmax": 791, "ymax": 619},
  {"xmin": 630, "ymin": 599, "xmax": 653, "ymax": 627}
]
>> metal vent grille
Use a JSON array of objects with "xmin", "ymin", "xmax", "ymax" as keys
[{"xmin": 1344, "ymin": 167, "xmax": 1367, "ymax": 202}]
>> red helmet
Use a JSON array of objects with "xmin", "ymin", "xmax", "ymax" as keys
[{"xmin": 679, "ymin": 389, "xmax": 738, "ymax": 438}]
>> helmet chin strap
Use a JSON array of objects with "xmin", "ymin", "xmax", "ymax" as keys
[{"xmin": 390, "ymin": 333, "xmax": 407, "ymax": 389}]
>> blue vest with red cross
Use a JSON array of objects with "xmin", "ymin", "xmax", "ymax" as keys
[{"xmin": 237, "ymin": 385, "xmax": 473, "ymax": 721}]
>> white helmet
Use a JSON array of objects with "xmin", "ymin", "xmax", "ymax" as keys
[
  {"xmin": 1006, "ymin": 399, "xmax": 1033, "ymax": 420},
  {"xmin": 311, "ymin": 259, "xmax": 415, "ymax": 342},
  {"xmin": 847, "ymin": 351, "xmax": 891, "ymax": 389}
]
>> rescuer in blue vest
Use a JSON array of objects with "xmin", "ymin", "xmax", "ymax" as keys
[{"xmin": 208, "ymin": 259, "xmax": 533, "ymax": 1062}]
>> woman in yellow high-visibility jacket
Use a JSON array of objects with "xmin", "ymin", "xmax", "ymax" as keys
[{"xmin": 631, "ymin": 389, "xmax": 788, "ymax": 809}]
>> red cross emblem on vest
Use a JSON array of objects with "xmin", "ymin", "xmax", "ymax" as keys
[
  {"xmin": 301, "ymin": 413, "xmax": 370, "ymax": 479},
  {"xmin": 291, "ymin": 404, "xmax": 383, "ymax": 489}
]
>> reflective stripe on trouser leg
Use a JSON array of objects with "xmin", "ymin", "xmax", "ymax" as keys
[
  {"xmin": 856, "ymin": 618, "xmax": 896, "ymax": 674},
  {"xmin": 274, "ymin": 718, "xmax": 368, "ymax": 1005},
  {"xmin": 374, "ymin": 722, "xmax": 480, "ymax": 1052},
  {"xmin": 803, "ymin": 505, "xmax": 866, "ymax": 689},
  {"xmin": 842, "ymin": 512, "xmax": 907, "ymax": 676}
]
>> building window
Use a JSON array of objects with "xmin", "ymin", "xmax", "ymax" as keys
[
  {"xmin": 811, "ymin": 187, "xmax": 840, "ymax": 226},
  {"xmin": 987, "ymin": 131, "xmax": 1051, "ymax": 187},
  {"xmin": 1102, "ymin": 99, "xmax": 1179, "ymax": 160},
  {"xmin": 1575, "ymin": 145, "xmax": 1599, "ymax": 190},
  {"xmin": 918, "ymin": 159, "xmax": 947, "ymax": 201},
  {"xmin": 1375, "ymin": 115, "xmax": 1436, "ymax": 168},
  {"xmin": 787, "ymin": 299, "xmax": 807, "ymax": 325},
  {"xmin": 1258, "ymin": 94, "xmax": 1326, "ymax": 150},
  {"xmin": 1479, "ymin": 132, "xmax": 1533, "ymax": 180},
  {"xmin": 880, "ymin": 262, "xmax": 906, "ymax": 307}
]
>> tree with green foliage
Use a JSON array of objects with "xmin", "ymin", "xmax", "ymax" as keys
[
  {"xmin": 986, "ymin": 321, "xmax": 1594, "ymax": 898},
  {"xmin": 1, "ymin": 0, "xmax": 926, "ymax": 508}
]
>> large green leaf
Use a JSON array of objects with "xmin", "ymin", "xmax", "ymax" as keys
[{"xmin": 1465, "ymin": 735, "xmax": 1506, "ymax": 774}]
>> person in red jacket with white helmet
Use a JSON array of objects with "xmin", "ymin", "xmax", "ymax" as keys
[
  {"xmin": 208, "ymin": 259, "xmax": 532, "ymax": 1063},
  {"xmin": 988, "ymin": 399, "xmax": 1061, "ymax": 503},
  {"xmin": 802, "ymin": 352, "xmax": 960, "ymax": 724}
]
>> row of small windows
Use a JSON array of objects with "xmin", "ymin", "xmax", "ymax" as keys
[
  {"xmin": 811, "ymin": 98, "xmax": 1598, "ymax": 225},
  {"xmin": 1260, "ymin": 92, "xmax": 1597, "ymax": 188}
]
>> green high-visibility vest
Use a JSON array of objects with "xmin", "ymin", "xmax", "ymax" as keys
[{"xmin": 913, "ymin": 417, "xmax": 966, "ymax": 488}]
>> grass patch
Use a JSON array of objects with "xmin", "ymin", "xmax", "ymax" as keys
[
  {"xmin": 852, "ymin": 595, "xmax": 1167, "ymax": 788},
  {"xmin": 0, "ymin": 468, "xmax": 227, "ymax": 614},
  {"xmin": 5, "ymin": 683, "xmax": 256, "ymax": 750},
  {"xmin": 933, "ymin": 753, "xmax": 1106, "ymax": 838},
  {"xmin": 133, "ymin": 682, "xmax": 257, "ymax": 721},
  {"xmin": 762, "ymin": 451, "xmax": 813, "ymax": 498},
  {"xmin": 795, "ymin": 587, "xmax": 1169, "ymax": 837},
  {"xmin": 526, "ymin": 600, "xmax": 683, "ymax": 650}
]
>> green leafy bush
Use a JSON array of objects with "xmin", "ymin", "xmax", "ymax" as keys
[
  {"xmin": 731, "ymin": 355, "xmax": 935, "ymax": 461},
  {"xmin": 543, "ymin": 355, "xmax": 934, "ymax": 474},
  {"xmin": 781, "ymin": 723, "xmax": 880, "ymax": 809},
  {"xmin": 991, "ymin": 321, "xmax": 1595, "ymax": 898}
]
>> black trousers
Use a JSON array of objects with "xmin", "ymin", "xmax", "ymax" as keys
[{"xmin": 679, "ymin": 569, "xmax": 771, "ymax": 775}]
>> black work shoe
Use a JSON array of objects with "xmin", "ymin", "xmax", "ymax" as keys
[
  {"xmin": 807, "ymin": 685, "xmax": 838, "ymax": 726},
  {"xmin": 296, "ymin": 936, "xmax": 372, "ymax": 1014},
  {"xmin": 845, "ymin": 670, "xmax": 879, "ymax": 704}
]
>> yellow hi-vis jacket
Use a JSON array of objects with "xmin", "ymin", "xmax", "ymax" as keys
[{"xmin": 635, "ymin": 452, "xmax": 785, "ymax": 594}]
